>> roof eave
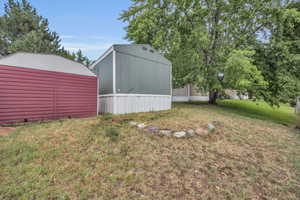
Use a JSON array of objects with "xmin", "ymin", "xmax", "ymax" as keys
[{"xmin": 90, "ymin": 45, "xmax": 114, "ymax": 69}]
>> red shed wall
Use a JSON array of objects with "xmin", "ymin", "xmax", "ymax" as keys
[{"xmin": 0, "ymin": 65, "xmax": 98, "ymax": 125}]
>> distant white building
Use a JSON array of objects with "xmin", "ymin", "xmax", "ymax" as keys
[
  {"xmin": 172, "ymin": 85, "xmax": 248, "ymax": 102},
  {"xmin": 296, "ymin": 96, "xmax": 300, "ymax": 114},
  {"xmin": 172, "ymin": 84, "xmax": 208, "ymax": 102}
]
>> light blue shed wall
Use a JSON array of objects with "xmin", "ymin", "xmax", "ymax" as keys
[
  {"xmin": 93, "ymin": 52, "xmax": 113, "ymax": 94},
  {"xmin": 115, "ymin": 51, "xmax": 171, "ymax": 95}
]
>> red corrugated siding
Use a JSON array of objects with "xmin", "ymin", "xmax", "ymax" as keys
[{"xmin": 0, "ymin": 65, "xmax": 98, "ymax": 125}]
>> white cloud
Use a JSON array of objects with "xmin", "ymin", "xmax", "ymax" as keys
[
  {"xmin": 89, "ymin": 36, "xmax": 125, "ymax": 41},
  {"xmin": 60, "ymin": 35, "xmax": 124, "ymax": 41},
  {"xmin": 59, "ymin": 34, "xmax": 128, "ymax": 59},
  {"xmin": 60, "ymin": 35, "xmax": 75, "ymax": 39},
  {"xmin": 62, "ymin": 42, "xmax": 113, "ymax": 51}
]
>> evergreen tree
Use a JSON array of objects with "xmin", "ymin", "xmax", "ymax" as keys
[
  {"xmin": 0, "ymin": 0, "xmax": 93, "ymax": 67},
  {"xmin": 0, "ymin": 0, "xmax": 61, "ymax": 55},
  {"xmin": 74, "ymin": 49, "xmax": 92, "ymax": 67}
]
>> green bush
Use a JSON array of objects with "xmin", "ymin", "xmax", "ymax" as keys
[
  {"xmin": 102, "ymin": 114, "xmax": 113, "ymax": 121},
  {"xmin": 291, "ymin": 102, "xmax": 296, "ymax": 107}
]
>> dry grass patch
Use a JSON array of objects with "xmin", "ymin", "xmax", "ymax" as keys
[
  {"xmin": 0, "ymin": 127, "xmax": 16, "ymax": 137},
  {"xmin": 0, "ymin": 103, "xmax": 299, "ymax": 199}
]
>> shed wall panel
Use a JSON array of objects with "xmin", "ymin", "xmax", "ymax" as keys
[
  {"xmin": 0, "ymin": 65, "xmax": 97, "ymax": 125},
  {"xmin": 114, "ymin": 45, "xmax": 171, "ymax": 66},
  {"xmin": 93, "ymin": 52, "xmax": 113, "ymax": 94},
  {"xmin": 115, "ymin": 52, "xmax": 171, "ymax": 95}
]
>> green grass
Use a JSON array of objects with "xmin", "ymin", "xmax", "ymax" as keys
[
  {"xmin": 217, "ymin": 100, "xmax": 298, "ymax": 125},
  {"xmin": 0, "ymin": 102, "xmax": 299, "ymax": 199}
]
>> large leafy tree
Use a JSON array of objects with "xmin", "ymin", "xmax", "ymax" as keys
[
  {"xmin": 254, "ymin": 1, "xmax": 300, "ymax": 106},
  {"xmin": 285, "ymin": 1, "xmax": 300, "ymax": 55},
  {"xmin": 121, "ymin": 0, "xmax": 300, "ymax": 105}
]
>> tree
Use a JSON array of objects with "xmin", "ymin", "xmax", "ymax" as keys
[
  {"xmin": 285, "ymin": 1, "xmax": 300, "ymax": 55},
  {"xmin": 0, "ymin": 0, "xmax": 93, "ymax": 67},
  {"xmin": 0, "ymin": 0, "xmax": 61, "ymax": 55},
  {"xmin": 74, "ymin": 49, "xmax": 92, "ymax": 67},
  {"xmin": 7, "ymin": 30, "xmax": 61, "ymax": 54},
  {"xmin": 254, "ymin": 1, "xmax": 300, "ymax": 106},
  {"xmin": 120, "ymin": 0, "xmax": 300, "ymax": 105},
  {"xmin": 75, "ymin": 49, "xmax": 85, "ymax": 64},
  {"xmin": 224, "ymin": 50, "xmax": 267, "ymax": 99}
]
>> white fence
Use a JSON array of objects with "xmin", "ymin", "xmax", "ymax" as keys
[{"xmin": 296, "ymin": 96, "xmax": 300, "ymax": 114}]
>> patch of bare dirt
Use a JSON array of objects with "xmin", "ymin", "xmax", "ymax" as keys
[{"xmin": 0, "ymin": 127, "xmax": 16, "ymax": 136}]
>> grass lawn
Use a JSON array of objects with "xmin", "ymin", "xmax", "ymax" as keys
[
  {"xmin": 0, "ymin": 101, "xmax": 299, "ymax": 199},
  {"xmin": 217, "ymin": 100, "xmax": 298, "ymax": 125}
]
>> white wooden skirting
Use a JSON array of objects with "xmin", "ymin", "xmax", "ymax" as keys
[
  {"xmin": 98, "ymin": 94, "xmax": 171, "ymax": 114},
  {"xmin": 172, "ymin": 96, "xmax": 209, "ymax": 102}
]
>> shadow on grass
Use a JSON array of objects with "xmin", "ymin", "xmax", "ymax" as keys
[{"xmin": 174, "ymin": 100, "xmax": 298, "ymax": 125}]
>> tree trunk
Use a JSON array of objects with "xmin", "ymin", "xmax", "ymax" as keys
[
  {"xmin": 209, "ymin": 90, "xmax": 218, "ymax": 105},
  {"xmin": 248, "ymin": 91, "xmax": 253, "ymax": 99}
]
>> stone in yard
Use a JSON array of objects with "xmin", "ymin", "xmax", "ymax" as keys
[
  {"xmin": 137, "ymin": 123, "xmax": 146, "ymax": 129},
  {"xmin": 212, "ymin": 121, "xmax": 223, "ymax": 127},
  {"xmin": 129, "ymin": 121, "xmax": 138, "ymax": 126},
  {"xmin": 207, "ymin": 123, "xmax": 216, "ymax": 132},
  {"xmin": 173, "ymin": 131, "xmax": 187, "ymax": 138},
  {"xmin": 159, "ymin": 130, "xmax": 172, "ymax": 137},
  {"xmin": 187, "ymin": 129, "xmax": 196, "ymax": 137},
  {"xmin": 147, "ymin": 125, "xmax": 159, "ymax": 133},
  {"xmin": 196, "ymin": 127, "xmax": 206, "ymax": 135}
]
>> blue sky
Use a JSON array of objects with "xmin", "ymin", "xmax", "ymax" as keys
[{"xmin": 0, "ymin": 0, "xmax": 132, "ymax": 60}]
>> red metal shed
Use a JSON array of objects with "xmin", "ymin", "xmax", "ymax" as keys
[{"xmin": 0, "ymin": 52, "xmax": 98, "ymax": 125}]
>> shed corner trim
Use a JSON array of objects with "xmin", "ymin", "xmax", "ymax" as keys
[{"xmin": 90, "ymin": 46, "xmax": 114, "ymax": 70}]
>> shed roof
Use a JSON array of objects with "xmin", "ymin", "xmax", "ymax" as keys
[
  {"xmin": 90, "ymin": 44, "xmax": 171, "ymax": 69},
  {"xmin": 0, "ymin": 52, "xmax": 96, "ymax": 76}
]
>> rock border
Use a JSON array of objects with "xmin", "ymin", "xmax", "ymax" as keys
[{"xmin": 129, "ymin": 121, "xmax": 221, "ymax": 138}]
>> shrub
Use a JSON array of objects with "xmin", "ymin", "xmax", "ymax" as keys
[
  {"xmin": 289, "ymin": 100, "xmax": 296, "ymax": 107},
  {"xmin": 120, "ymin": 143, "xmax": 130, "ymax": 157},
  {"xmin": 105, "ymin": 127, "xmax": 120, "ymax": 142},
  {"xmin": 102, "ymin": 114, "xmax": 113, "ymax": 121}
]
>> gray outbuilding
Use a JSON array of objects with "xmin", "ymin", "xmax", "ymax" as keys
[{"xmin": 91, "ymin": 44, "xmax": 172, "ymax": 114}]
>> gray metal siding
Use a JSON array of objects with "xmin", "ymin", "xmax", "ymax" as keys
[
  {"xmin": 115, "ymin": 52, "xmax": 171, "ymax": 95},
  {"xmin": 93, "ymin": 52, "xmax": 113, "ymax": 94},
  {"xmin": 114, "ymin": 44, "xmax": 171, "ymax": 66}
]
